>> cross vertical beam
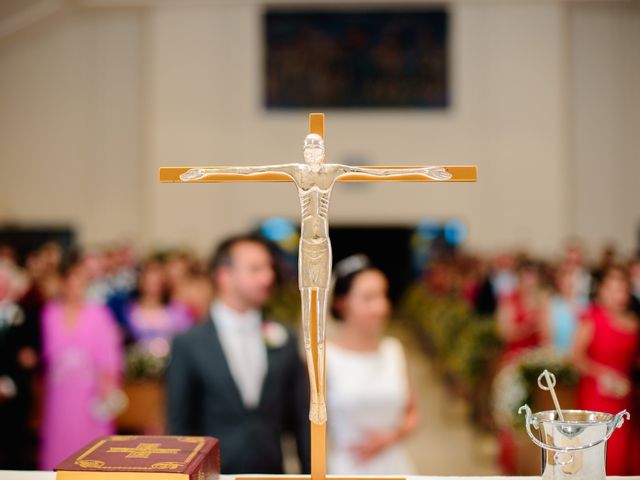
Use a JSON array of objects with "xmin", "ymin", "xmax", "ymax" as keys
[{"xmin": 308, "ymin": 113, "xmax": 326, "ymax": 480}]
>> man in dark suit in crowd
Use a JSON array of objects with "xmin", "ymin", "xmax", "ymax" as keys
[
  {"xmin": 0, "ymin": 266, "xmax": 39, "ymax": 470},
  {"xmin": 168, "ymin": 234, "xmax": 310, "ymax": 474}
]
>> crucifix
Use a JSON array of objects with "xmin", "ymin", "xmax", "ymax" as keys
[{"xmin": 160, "ymin": 113, "xmax": 477, "ymax": 480}]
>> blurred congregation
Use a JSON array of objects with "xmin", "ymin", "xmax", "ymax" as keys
[{"xmin": 1, "ymin": 236, "xmax": 640, "ymax": 474}]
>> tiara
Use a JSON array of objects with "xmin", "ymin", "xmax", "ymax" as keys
[{"xmin": 333, "ymin": 254, "xmax": 371, "ymax": 279}]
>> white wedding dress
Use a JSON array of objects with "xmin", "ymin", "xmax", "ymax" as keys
[{"xmin": 326, "ymin": 336, "xmax": 416, "ymax": 475}]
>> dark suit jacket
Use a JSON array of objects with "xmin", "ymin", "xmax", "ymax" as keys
[{"xmin": 167, "ymin": 315, "xmax": 310, "ymax": 474}]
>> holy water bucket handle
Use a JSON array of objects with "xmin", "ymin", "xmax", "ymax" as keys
[{"xmin": 518, "ymin": 405, "xmax": 630, "ymax": 453}]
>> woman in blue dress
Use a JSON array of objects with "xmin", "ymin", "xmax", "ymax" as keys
[{"xmin": 541, "ymin": 265, "xmax": 583, "ymax": 355}]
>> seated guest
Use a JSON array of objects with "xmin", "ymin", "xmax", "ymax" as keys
[
  {"xmin": 39, "ymin": 255, "xmax": 123, "ymax": 470},
  {"xmin": 167, "ymin": 234, "xmax": 310, "ymax": 474},
  {"xmin": 126, "ymin": 259, "xmax": 191, "ymax": 352},
  {"xmin": 540, "ymin": 265, "xmax": 581, "ymax": 355},
  {"xmin": 327, "ymin": 255, "xmax": 418, "ymax": 475},
  {"xmin": 572, "ymin": 266, "xmax": 639, "ymax": 475}
]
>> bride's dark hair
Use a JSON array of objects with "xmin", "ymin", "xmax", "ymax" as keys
[{"xmin": 331, "ymin": 254, "xmax": 380, "ymax": 321}]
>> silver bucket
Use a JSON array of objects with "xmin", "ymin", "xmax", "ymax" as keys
[{"xmin": 519, "ymin": 405, "xmax": 629, "ymax": 480}]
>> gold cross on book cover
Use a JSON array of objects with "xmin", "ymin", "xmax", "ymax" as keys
[
  {"xmin": 159, "ymin": 113, "xmax": 477, "ymax": 480},
  {"xmin": 107, "ymin": 443, "xmax": 181, "ymax": 459},
  {"xmin": 54, "ymin": 436, "xmax": 220, "ymax": 480}
]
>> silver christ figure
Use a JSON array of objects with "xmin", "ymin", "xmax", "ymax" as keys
[{"xmin": 180, "ymin": 134, "xmax": 452, "ymax": 424}]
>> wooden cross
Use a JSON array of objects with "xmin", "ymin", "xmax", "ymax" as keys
[
  {"xmin": 160, "ymin": 113, "xmax": 477, "ymax": 480},
  {"xmin": 107, "ymin": 443, "xmax": 180, "ymax": 459}
]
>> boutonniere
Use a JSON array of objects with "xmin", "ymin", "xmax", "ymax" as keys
[
  {"xmin": 262, "ymin": 321, "xmax": 288, "ymax": 349},
  {"xmin": 0, "ymin": 304, "xmax": 23, "ymax": 330}
]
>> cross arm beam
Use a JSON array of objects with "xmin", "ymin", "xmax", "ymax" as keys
[{"xmin": 159, "ymin": 165, "xmax": 477, "ymax": 183}]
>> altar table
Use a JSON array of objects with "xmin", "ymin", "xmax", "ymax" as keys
[{"xmin": 1, "ymin": 473, "xmax": 639, "ymax": 480}]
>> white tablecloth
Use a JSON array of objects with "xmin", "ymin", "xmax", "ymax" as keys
[{"xmin": 1, "ymin": 474, "xmax": 640, "ymax": 480}]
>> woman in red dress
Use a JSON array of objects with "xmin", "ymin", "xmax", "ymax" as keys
[
  {"xmin": 572, "ymin": 266, "xmax": 639, "ymax": 475},
  {"xmin": 631, "ymin": 347, "xmax": 640, "ymax": 475},
  {"xmin": 497, "ymin": 261, "xmax": 543, "ymax": 363},
  {"xmin": 496, "ymin": 262, "xmax": 544, "ymax": 474}
]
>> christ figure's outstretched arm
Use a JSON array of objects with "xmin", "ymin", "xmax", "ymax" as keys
[
  {"xmin": 338, "ymin": 165, "xmax": 453, "ymax": 181},
  {"xmin": 180, "ymin": 165, "xmax": 297, "ymax": 181}
]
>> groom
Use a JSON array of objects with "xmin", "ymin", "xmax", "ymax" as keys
[{"xmin": 167, "ymin": 234, "xmax": 310, "ymax": 474}]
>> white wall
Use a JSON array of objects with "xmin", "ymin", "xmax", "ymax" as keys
[
  {"xmin": 0, "ymin": 1, "xmax": 638, "ymax": 258},
  {"xmin": 570, "ymin": 1, "xmax": 640, "ymax": 256},
  {"xmin": 146, "ymin": 1, "xmax": 570, "ymax": 256},
  {"xmin": 0, "ymin": 8, "xmax": 144, "ymax": 246}
]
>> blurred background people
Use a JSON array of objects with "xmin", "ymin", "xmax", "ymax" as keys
[
  {"xmin": 497, "ymin": 261, "xmax": 544, "ymax": 363},
  {"xmin": 125, "ymin": 258, "xmax": 191, "ymax": 354},
  {"xmin": 0, "ymin": 266, "xmax": 36, "ymax": 470},
  {"xmin": 164, "ymin": 251, "xmax": 198, "ymax": 305},
  {"xmin": 20, "ymin": 244, "xmax": 61, "ymax": 344},
  {"xmin": 591, "ymin": 245, "xmax": 618, "ymax": 296},
  {"xmin": 83, "ymin": 249, "xmax": 112, "ymax": 304},
  {"xmin": 628, "ymin": 257, "xmax": 640, "ymax": 316},
  {"xmin": 165, "ymin": 251, "xmax": 214, "ymax": 321},
  {"xmin": 572, "ymin": 266, "xmax": 639, "ymax": 475},
  {"xmin": 327, "ymin": 255, "xmax": 418, "ymax": 475},
  {"xmin": 39, "ymin": 255, "xmax": 123, "ymax": 470},
  {"xmin": 495, "ymin": 261, "xmax": 545, "ymax": 474},
  {"xmin": 0, "ymin": 234, "xmax": 638, "ymax": 474},
  {"xmin": 172, "ymin": 270, "xmax": 215, "ymax": 321},
  {"xmin": 562, "ymin": 242, "xmax": 591, "ymax": 307},
  {"xmin": 167, "ymin": 235, "xmax": 310, "ymax": 474},
  {"xmin": 473, "ymin": 253, "xmax": 517, "ymax": 316},
  {"xmin": 540, "ymin": 265, "xmax": 581, "ymax": 355}
]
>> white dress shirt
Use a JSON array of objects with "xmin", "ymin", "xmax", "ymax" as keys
[{"xmin": 211, "ymin": 301, "xmax": 267, "ymax": 409}]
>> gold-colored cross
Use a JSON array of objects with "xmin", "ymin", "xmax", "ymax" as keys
[
  {"xmin": 107, "ymin": 443, "xmax": 181, "ymax": 459},
  {"xmin": 159, "ymin": 113, "xmax": 477, "ymax": 480}
]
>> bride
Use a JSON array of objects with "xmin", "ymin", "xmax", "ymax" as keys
[{"xmin": 327, "ymin": 255, "xmax": 418, "ymax": 475}]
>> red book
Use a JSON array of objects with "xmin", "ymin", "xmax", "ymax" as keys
[{"xmin": 55, "ymin": 435, "xmax": 220, "ymax": 480}]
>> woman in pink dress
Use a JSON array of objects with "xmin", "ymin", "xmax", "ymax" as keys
[
  {"xmin": 572, "ymin": 266, "xmax": 639, "ymax": 475},
  {"xmin": 39, "ymin": 256, "xmax": 123, "ymax": 470}
]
